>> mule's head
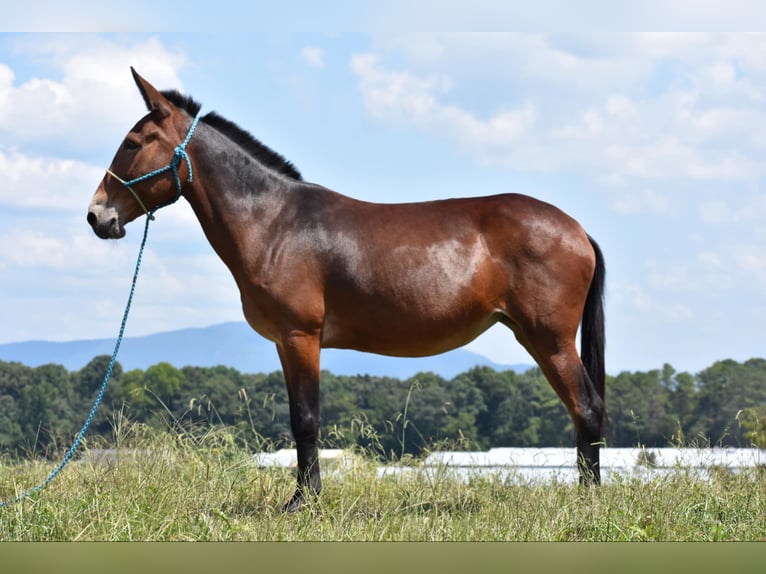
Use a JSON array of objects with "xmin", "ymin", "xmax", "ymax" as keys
[{"xmin": 87, "ymin": 68, "xmax": 192, "ymax": 239}]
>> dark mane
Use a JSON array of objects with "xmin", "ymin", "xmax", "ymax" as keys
[{"xmin": 161, "ymin": 89, "xmax": 303, "ymax": 181}]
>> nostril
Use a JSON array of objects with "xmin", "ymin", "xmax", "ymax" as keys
[{"xmin": 87, "ymin": 212, "xmax": 97, "ymax": 226}]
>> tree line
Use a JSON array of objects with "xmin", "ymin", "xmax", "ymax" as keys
[{"xmin": 1, "ymin": 356, "xmax": 766, "ymax": 460}]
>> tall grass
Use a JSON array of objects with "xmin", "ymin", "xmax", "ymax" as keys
[{"xmin": 1, "ymin": 419, "xmax": 765, "ymax": 541}]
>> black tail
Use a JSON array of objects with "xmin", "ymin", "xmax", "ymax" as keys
[{"xmin": 581, "ymin": 235, "xmax": 606, "ymax": 423}]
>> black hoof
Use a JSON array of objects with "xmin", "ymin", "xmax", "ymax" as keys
[{"xmin": 283, "ymin": 490, "xmax": 306, "ymax": 513}]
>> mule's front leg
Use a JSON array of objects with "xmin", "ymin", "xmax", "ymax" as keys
[{"xmin": 277, "ymin": 332, "xmax": 322, "ymax": 513}]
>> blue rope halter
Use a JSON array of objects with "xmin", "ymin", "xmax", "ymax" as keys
[
  {"xmin": 0, "ymin": 111, "xmax": 202, "ymax": 510},
  {"xmin": 108, "ymin": 111, "xmax": 203, "ymax": 219}
]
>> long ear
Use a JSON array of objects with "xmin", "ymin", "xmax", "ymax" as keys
[{"xmin": 131, "ymin": 67, "xmax": 172, "ymax": 119}]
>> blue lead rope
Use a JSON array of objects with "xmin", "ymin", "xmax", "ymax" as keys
[
  {"xmin": 0, "ymin": 215, "xmax": 151, "ymax": 509},
  {"xmin": 0, "ymin": 111, "xmax": 202, "ymax": 509}
]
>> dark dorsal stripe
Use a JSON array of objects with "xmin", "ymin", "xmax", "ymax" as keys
[{"xmin": 161, "ymin": 89, "xmax": 302, "ymax": 181}]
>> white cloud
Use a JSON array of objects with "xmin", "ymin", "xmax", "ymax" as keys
[
  {"xmin": 351, "ymin": 33, "xmax": 766, "ymax": 196},
  {"xmin": 0, "ymin": 227, "xmax": 115, "ymax": 271},
  {"xmin": 624, "ymin": 283, "xmax": 652, "ymax": 313},
  {"xmin": 0, "ymin": 209, "xmax": 242, "ymax": 343},
  {"xmin": 697, "ymin": 251, "xmax": 722, "ymax": 268},
  {"xmin": 0, "ymin": 148, "xmax": 103, "ymax": 211},
  {"xmin": 0, "ymin": 36, "xmax": 185, "ymax": 152},
  {"xmin": 613, "ymin": 281, "xmax": 694, "ymax": 323},
  {"xmin": 301, "ymin": 46, "xmax": 326, "ymax": 69},
  {"xmin": 697, "ymin": 193, "xmax": 766, "ymax": 227},
  {"xmin": 648, "ymin": 261, "xmax": 698, "ymax": 292},
  {"xmin": 351, "ymin": 52, "xmax": 537, "ymax": 154},
  {"xmin": 699, "ymin": 199, "xmax": 732, "ymax": 224},
  {"xmin": 351, "ymin": 53, "xmax": 448, "ymax": 123},
  {"xmin": 733, "ymin": 245, "xmax": 766, "ymax": 289},
  {"xmin": 612, "ymin": 188, "xmax": 672, "ymax": 215}
]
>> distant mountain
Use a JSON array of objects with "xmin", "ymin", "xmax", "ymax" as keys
[{"xmin": 0, "ymin": 322, "xmax": 533, "ymax": 379}]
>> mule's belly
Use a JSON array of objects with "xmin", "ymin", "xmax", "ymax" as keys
[{"xmin": 320, "ymin": 305, "xmax": 500, "ymax": 357}]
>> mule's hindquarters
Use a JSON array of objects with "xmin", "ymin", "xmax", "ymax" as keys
[{"xmin": 497, "ymin": 215, "xmax": 606, "ymax": 485}]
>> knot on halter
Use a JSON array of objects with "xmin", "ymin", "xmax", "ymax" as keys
[
  {"xmin": 106, "ymin": 111, "xmax": 202, "ymax": 220},
  {"xmin": 166, "ymin": 143, "xmax": 194, "ymax": 204}
]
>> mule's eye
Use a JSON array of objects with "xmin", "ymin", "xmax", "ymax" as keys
[{"xmin": 123, "ymin": 139, "xmax": 141, "ymax": 151}]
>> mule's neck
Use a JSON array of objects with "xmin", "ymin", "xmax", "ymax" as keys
[{"xmin": 180, "ymin": 120, "xmax": 299, "ymax": 267}]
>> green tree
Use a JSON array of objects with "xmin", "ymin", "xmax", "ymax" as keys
[
  {"xmin": 694, "ymin": 359, "xmax": 766, "ymax": 445},
  {"xmin": 737, "ymin": 406, "xmax": 766, "ymax": 448},
  {"xmin": 5, "ymin": 352, "xmax": 766, "ymax": 458},
  {"xmin": 15, "ymin": 363, "xmax": 75, "ymax": 456},
  {"xmin": 661, "ymin": 364, "xmax": 698, "ymax": 445},
  {"xmin": 178, "ymin": 365, "xmax": 243, "ymax": 426},
  {"xmin": 516, "ymin": 367, "xmax": 573, "ymax": 447},
  {"xmin": 238, "ymin": 370, "xmax": 291, "ymax": 445},
  {"xmin": 455, "ymin": 367, "xmax": 512, "ymax": 449},
  {"xmin": 143, "ymin": 362, "xmax": 183, "ymax": 413},
  {"xmin": 607, "ymin": 369, "xmax": 676, "ymax": 447},
  {"xmin": 319, "ymin": 372, "xmax": 367, "ymax": 447}
]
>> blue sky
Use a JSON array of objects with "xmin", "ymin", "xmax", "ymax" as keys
[{"xmin": 2, "ymin": 29, "xmax": 766, "ymax": 375}]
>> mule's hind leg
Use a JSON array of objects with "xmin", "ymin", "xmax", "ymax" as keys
[
  {"xmin": 514, "ymin": 329, "xmax": 605, "ymax": 484},
  {"xmin": 276, "ymin": 331, "xmax": 322, "ymax": 512}
]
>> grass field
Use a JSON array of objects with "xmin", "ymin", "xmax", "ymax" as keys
[{"xmin": 1, "ymin": 424, "xmax": 765, "ymax": 541}]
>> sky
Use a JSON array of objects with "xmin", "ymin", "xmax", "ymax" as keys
[{"xmin": 2, "ymin": 26, "xmax": 766, "ymax": 375}]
